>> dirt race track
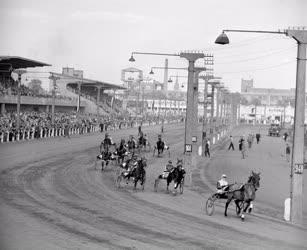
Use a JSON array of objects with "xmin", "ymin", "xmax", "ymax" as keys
[{"xmin": 0, "ymin": 123, "xmax": 306, "ymax": 250}]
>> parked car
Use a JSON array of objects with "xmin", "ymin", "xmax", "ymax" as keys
[{"xmin": 268, "ymin": 124, "xmax": 281, "ymax": 136}]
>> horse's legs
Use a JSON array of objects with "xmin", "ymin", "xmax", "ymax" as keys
[
  {"xmin": 234, "ymin": 200, "xmax": 241, "ymax": 215},
  {"xmin": 247, "ymin": 202, "xmax": 253, "ymax": 213},
  {"xmin": 243, "ymin": 201, "xmax": 251, "ymax": 213},
  {"xmin": 240, "ymin": 202, "xmax": 249, "ymax": 221},
  {"xmin": 133, "ymin": 177, "xmax": 137, "ymax": 190},
  {"xmin": 166, "ymin": 179, "xmax": 170, "ymax": 192},
  {"xmin": 224, "ymin": 197, "xmax": 232, "ymax": 217}
]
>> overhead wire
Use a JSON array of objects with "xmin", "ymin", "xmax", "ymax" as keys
[
  {"xmin": 215, "ymin": 46, "xmax": 296, "ymax": 64},
  {"xmin": 216, "ymin": 59, "xmax": 296, "ymax": 75}
]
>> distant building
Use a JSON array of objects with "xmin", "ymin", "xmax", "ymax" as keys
[
  {"xmin": 241, "ymin": 78, "xmax": 254, "ymax": 93},
  {"xmin": 240, "ymin": 78, "xmax": 296, "ymax": 106}
]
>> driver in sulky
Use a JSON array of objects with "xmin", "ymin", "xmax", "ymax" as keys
[{"xmin": 216, "ymin": 174, "xmax": 229, "ymax": 194}]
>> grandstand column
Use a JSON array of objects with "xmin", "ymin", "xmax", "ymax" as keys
[
  {"xmin": 14, "ymin": 69, "xmax": 27, "ymax": 130},
  {"xmin": 49, "ymin": 75, "xmax": 60, "ymax": 126},
  {"xmin": 77, "ymin": 81, "xmax": 82, "ymax": 113},
  {"xmin": 96, "ymin": 86, "xmax": 102, "ymax": 116},
  {"xmin": 1, "ymin": 103, "xmax": 6, "ymax": 114}
]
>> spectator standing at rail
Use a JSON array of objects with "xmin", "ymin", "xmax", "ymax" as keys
[
  {"xmin": 283, "ymin": 132, "xmax": 288, "ymax": 142},
  {"xmin": 286, "ymin": 143, "xmax": 291, "ymax": 162},
  {"xmin": 241, "ymin": 137, "xmax": 247, "ymax": 159},
  {"xmin": 138, "ymin": 124, "xmax": 142, "ymax": 137},
  {"xmin": 205, "ymin": 139, "xmax": 211, "ymax": 158},
  {"xmin": 63, "ymin": 122, "xmax": 70, "ymax": 139},
  {"xmin": 256, "ymin": 133, "xmax": 261, "ymax": 144},
  {"xmin": 238, "ymin": 136, "xmax": 243, "ymax": 151},
  {"xmin": 228, "ymin": 135, "xmax": 235, "ymax": 150},
  {"xmin": 247, "ymin": 134, "xmax": 253, "ymax": 149}
]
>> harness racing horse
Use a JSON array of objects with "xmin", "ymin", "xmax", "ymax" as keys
[
  {"xmin": 131, "ymin": 158, "xmax": 147, "ymax": 190},
  {"xmin": 154, "ymin": 159, "xmax": 185, "ymax": 194},
  {"xmin": 116, "ymin": 158, "xmax": 147, "ymax": 191},
  {"xmin": 224, "ymin": 171, "xmax": 260, "ymax": 221},
  {"xmin": 153, "ymin": 140, "xmax": 170, "ymax": 157}
]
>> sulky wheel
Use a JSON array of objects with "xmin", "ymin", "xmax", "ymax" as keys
[
  {"xmin": 206, "ymin": 197, "xmax": 215, "ymax": 216},
  {"xmin": 179, "ymin": 179, "xmax": 184, "ymax": 194}
]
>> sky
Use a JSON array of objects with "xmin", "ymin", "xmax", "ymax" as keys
[{"xmin": 0, "ymin": 0, "xmax": 306, "ymax": 92}]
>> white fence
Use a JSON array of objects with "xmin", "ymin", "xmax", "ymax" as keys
[{"xmin": 0, "ymin": 119, "xmax": 183, "ymax": 144}]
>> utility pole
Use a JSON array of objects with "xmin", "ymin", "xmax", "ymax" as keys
[
  {"xmin": 163, "ymin": 58, "xmax": 168, "ymax": 131},
  {"xmin": 199, "ymin": 74, "xmax": 213, "ymax": 155},
  {"xmin": 287, "ymin": 29, "xmax": 307, "ymax": 224},
  {"xmin": 180, "ymin": 52, "xmax": 206, "ymax": 184}
]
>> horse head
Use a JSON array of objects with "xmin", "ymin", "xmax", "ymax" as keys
[
  {"xmin": 248, "ymin": 171, "xmax": 261, "ymax": 190},
  {"xmin": 176, "ymin": 158, "xmax": 183, "ymax": 167}
]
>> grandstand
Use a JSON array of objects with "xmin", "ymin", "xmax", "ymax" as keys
[
  {"xmin": 50, "ymin": 67, "xmax": 126, "ymax": 115},
  {"xmin": 0, "ymin": 58, "xmax": 184, "ymax": 143}
]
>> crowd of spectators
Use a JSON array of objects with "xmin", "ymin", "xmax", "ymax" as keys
[
  {"xmin": 0, "ymin": 81, "xmax": 75, "ymax": 101},
  {"xmin": 0, "ymin": 109, "xmax": 184, "ymax": 142}
]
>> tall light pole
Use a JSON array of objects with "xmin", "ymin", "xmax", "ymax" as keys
[
  {"xmin": 207, "ymin": 79, "xmax": 222, "ymax": 143},
  {"xmin": 215, "ymin": 28, "xmax": 307, "ymax": 225},
  {"xmin": 199, "ymin": 74, "xmax": 214, "ymax": 155}
]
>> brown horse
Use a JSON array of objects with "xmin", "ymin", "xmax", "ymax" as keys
[{"xmin": 224, "ymin": 171, "xmax": 260, "ymax": 221}]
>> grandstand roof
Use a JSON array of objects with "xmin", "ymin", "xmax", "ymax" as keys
[
  {"xmin": 50, "ymin": 72, "xmax": 126, "ymax": 90},
  {"xmin": 0, "ymin": 56, "xmax": 51, "ymax": 70}
]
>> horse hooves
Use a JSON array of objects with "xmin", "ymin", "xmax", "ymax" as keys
[
  {"xmin": 224, "ymin": 214, "xmax": 227, "ymax": 217},
  {"xmin": 241, "ymin": 215, "xmax": 245, "ymax": 221}
]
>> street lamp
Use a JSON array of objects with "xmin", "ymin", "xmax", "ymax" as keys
[
  {"xmin": 129, "ymin": 54, "xmax": 135, "ymax": 62},
  {"xmin": 215, "ymin": 28, "xmax": 307, "ymax": 225}
]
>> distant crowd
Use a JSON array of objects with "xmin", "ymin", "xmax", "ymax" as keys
[
  {"xmin": 0, "ymin": 81, "xmax": 74, "ymax": 101},
  {"xmin": 0, "ymin": 110, "xmax": 184, "ymax": 142}
]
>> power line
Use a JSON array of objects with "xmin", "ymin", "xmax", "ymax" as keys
[
  {"xmin": 216, "ymin": 60, "xmax": 295, "ymax": 75},
  {"xmin": 216, "ymin": 47, "xmax": 295, "ymax": 64}
]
